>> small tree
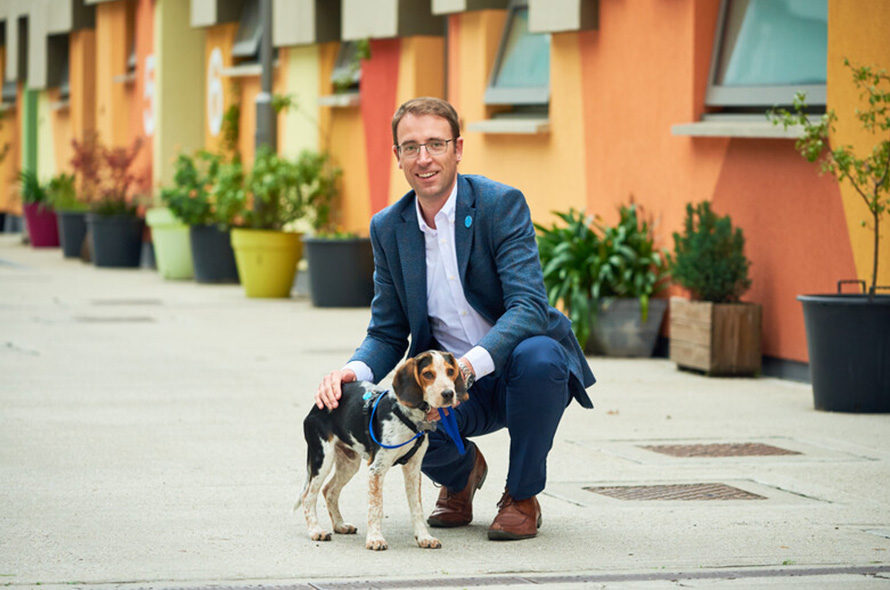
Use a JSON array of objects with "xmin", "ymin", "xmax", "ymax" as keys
[
  {"xmin": 669, "ymin": 201, "xmax": 751, "ymax": 304},
  {"xmin": 770, "ymin": 59, "xmax": 889, "ymax": 300}
]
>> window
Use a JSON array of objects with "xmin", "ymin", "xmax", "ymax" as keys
[
  {"xmin": 331, "ymin": 41, "xmax": 361, "ymax": 93},
  {"xmin": 707, "ymin": 0, "xmax": 827, "ymax": 109},
  {"xmin": 232, "ymin": 0, "xmax": 261, "ymax": 62},
  {"xmin": 484, "ymin": 0, "xmax": 550, "ymax": 107}
]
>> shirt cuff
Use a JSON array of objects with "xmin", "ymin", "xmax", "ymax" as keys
[
  {"xmin": 463, "ymin": 346, "xmax": 494, "ymax": 381},
  {"xmin": 343, "ymin": 360, "xmax": 374, "ymax": 383}
]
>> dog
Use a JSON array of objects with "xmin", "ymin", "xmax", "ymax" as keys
[{"xmin": 295, "ymin": 350, "xmax": 468, "ymax": 550}]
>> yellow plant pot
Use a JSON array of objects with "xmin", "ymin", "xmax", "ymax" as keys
[{"xmin": 230, "ymin": 228, "xmax": 303, "ymax": 298}]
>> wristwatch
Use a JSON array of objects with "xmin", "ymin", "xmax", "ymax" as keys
[{"xmin": 457, "ymin": 359, "xmax": 476, "ymax": 389}]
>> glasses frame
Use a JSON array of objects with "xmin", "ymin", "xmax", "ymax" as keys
[{"xmin": 396, "ymin": 138, "xmax": 458, "ymax": 159}]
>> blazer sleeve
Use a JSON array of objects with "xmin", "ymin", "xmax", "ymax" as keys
[
  {"xmin": 348, "ymin": 213, "xmax": 412, "ymax": 382},
  {"xmin": 471, "ymin": 187, "xmax": 550, "ymax": 370}
]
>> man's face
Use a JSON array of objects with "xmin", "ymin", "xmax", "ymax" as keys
[{"xmin": 393, "ymin": 113, "xmax": 463, "ymax": 205}]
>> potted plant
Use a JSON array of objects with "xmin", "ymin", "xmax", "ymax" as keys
[
  {"xmin": 770, "ymin": 59, "xmax": 890, "ymax": 411},
  {"xmin": 18, "ymin": 169, "xmax": 59, "ymax": 248},
  {"xmin": 160, "ymin": 150, "xmax": 240, "ymax": 284},
  {"xmin": 46, "ymin": 173, "xmax": 88, "ymax": 258},
  {"xmin": 221, "ymin": 146, "xmax": 309, "ymax": 298},
  {"xmin": 297, "ymin": 153, "xmax": 373, "ymax": 308},
  {"xmin": 668, "ymin": 201, "xmax": 761, "ymax": 376},
  {"xmin": 536, "ymin": 203, "xmax": 669, "ymax": 357},
  {"xmin": 72, "ymin": 134, "xmax": 146, "ymax": 268}
]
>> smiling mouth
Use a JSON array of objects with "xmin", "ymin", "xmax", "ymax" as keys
[{"xmin": 417, "ymin": 171, "xmax": 437, "ymax": 179}]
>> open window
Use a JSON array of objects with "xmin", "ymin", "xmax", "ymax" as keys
[
  {"xmin": 470, "ymin": 0, "xmax": 550, "ymax": 134},
  {"xmin": 223, "ymin": 0, "xmax": 278, "ymax": 77},
  {"xmin": 673, "ymin": 0, "xmax": 827, "ymax": 138},
  {"xmin": 706, "ymin": 0, "xmax": 827, "ymax": 110},
  {"xmin": 47, "ymin": 33, "xmax": 70, "ymax": 109},
  {"xmin": 319, "ymin": 40, "xmax": 362, "ymax": 108}
]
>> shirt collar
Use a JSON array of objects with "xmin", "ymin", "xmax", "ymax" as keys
[{"xmin": 416, "ymin": 182, "xmax": 458, "ymax": 234}]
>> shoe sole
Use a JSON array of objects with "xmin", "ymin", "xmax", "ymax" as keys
[{"xmin": 427, "ymin": 464, "xmax": 488, "ymax": 528}]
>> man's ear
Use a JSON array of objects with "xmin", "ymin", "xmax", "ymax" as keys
[
  {"xmin": 393, "ymin": 145, "xmax": 403, "ymax": 169},
  {"xmin": 392, "ymin": 358, "xmax": 424, "ymax": 408}
]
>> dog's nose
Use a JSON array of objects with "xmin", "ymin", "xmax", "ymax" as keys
[{"xmin": 441, "ymin": 390, "xmax": 454, "ymax": 402}]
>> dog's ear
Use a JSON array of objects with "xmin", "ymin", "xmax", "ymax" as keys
[
  {"xmin": 392, "ymin": 357, "xmax": 425, "ymax": 409},
  {"xmin": 445, "ymin": 352, "xmax": 469, "ymax": 402}
]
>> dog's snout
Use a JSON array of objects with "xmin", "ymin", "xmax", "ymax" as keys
[{"xmin": 441, "ymin": 390, "xmax": 454, "ymax": 402}]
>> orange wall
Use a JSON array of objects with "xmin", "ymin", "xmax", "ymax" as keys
[
  {"xmin": 95, "ymin": 0, "xmax": 137, "ymax": 149},
  {"xmin": 0, "ymin": 47, "xmax": 18, "ymax": 214}
]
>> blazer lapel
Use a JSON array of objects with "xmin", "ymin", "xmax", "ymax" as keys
[
  {"xmin": 454, "ymin": 175, "xmax": 476, "ymax": 281},
  {"xmin": 397, "ymin": 201, "xmax": 428, "ymax": 335}
]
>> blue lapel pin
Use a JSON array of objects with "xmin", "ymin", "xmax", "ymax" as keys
[{"xmin": 465, "ymin": 215, "xmax": 472, "ymax": 228}]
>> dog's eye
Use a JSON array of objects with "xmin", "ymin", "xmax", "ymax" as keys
[
  {"xmin": 422, "ymin": 370, "xmax": 434, "ymax": 380},
  {"xmin": 447, "ymin": 368, "xmax": 455, "ymax": 377}
]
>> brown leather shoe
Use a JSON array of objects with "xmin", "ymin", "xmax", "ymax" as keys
[
  {"xmin": 427, "ymin": 446, "xmax": 488, "ymax": 528},
  {"xmin": 488, "ymin": 489, "xmax": 542, "ymax": 540}
]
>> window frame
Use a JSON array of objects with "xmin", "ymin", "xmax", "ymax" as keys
[{"xmin": 705, "ymin": 0, "xmax": 827, "ymax": 109}]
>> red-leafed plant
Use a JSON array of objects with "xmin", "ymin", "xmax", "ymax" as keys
[{"xmin": 70, "ymin": 133, "xmax": 145, "ymax": 216}]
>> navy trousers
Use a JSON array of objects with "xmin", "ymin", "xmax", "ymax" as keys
[{"xmin": 421, "ymin": 335, "xmax": 571, "ymax": 500}]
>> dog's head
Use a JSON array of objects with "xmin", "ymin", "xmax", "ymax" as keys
[{"xmin": 392, "ymin": 351, "xmax": 469, "ymax": 411}]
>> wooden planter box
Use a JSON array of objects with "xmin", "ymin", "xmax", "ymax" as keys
[{"xmin": 669, "ymin": 297, "xmax": 762, "ymax": 376}]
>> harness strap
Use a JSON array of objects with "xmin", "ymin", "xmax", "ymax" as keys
[{"xmin": 363, "ymin": 390, "xmax": 428, "ymax": 466}]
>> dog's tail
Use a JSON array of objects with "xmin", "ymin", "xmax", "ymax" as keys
[{"xmin": 293, "ymin": 478, "xmax": 308, "ymax": 513}]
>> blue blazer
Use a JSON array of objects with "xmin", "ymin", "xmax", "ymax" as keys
[{"xmin": 350, "ymin": 174, "xmax": 594, "ymax": 408}]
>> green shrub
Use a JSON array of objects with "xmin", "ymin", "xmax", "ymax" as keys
[
  {"xmin": 18, "ymin": 169, "xmax": 49, "ymax": 208},
  {"xmin": 160, "ymin": 151, "xmax": 225, "ymax": 226},
  {"xmin": 536, "ymin": 203, "xmax": 668, "ymax": 349},
  {"xmin": 46, "ymin": 173, "xmax": 84, "ymax": 212},
  {"xmin": 669, "ymin": 201, "xmax": 751, "ymax": 303}
]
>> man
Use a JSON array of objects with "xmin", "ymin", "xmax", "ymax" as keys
[{"xmin": 315, "ymin": 97, "xmax": 595, "ymax": 541}]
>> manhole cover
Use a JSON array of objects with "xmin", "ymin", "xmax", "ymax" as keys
[
  {"xmin": 74, "ymin": 316, "xmax": 155, "ymax": 323},
  {"xmin": 640, "ymin": 442, "xmax": 802, "ymax": 457},
  {"xmin": 91, "ymin": 299, "xmax": 163, "ymax": 306},
  {"xmin": 584, "ymin": 483, "xmax": 767, "ymax": 501}
]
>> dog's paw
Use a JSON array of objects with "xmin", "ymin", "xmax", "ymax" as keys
[
  {"xmin": 365, "ymin": 537, "xmax": 388, "ymax": 551},
  {"xmin": 309, "ymin": 528, "xmax": 332, "ymax": 542},
  {"xmin": 334, "ymin": 523, "xmax": 357, "ymax": 535},
  {"xmin": 416, "ymin": 536, "xmax": 441, "ymax": 549}
]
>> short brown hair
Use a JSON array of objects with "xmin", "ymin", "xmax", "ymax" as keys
[{"xmin": 391, "ymin": 97, "xmax": 461, "ymax": 146}]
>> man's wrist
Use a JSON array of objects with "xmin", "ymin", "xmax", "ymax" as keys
[{"xmin": 457, "ymin": 358, "xmax": 476, "ymax": 389}]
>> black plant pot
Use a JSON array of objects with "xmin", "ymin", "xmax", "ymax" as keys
[
  {"xmin": 86, "ymin": 213, "xmax": 145, "ymax": 268},
  {"xmin": 799, "ymin": 294, "xmax": 890, "ymax": 413},
  {"xmin": 303, "ymin": 236, "xmax": 374, "ymax": 307},
  {"xmin": 57, "ymin": 210, "xmax": 87, "ymax": 258},
  {"xmin": 190, "ymin": 224, "xmax": 240, "ymax": 284}
]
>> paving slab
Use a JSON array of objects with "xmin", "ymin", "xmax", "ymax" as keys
[{"xmin": 1, "ymin": 234, "xmax": 888, "ymax": 590}]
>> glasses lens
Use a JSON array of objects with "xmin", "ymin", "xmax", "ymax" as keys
[
  {"xmin": 401, "ymin": 144, "xmax": 419, "ymax": 158},
  {"xmin": 427, "ymin": 141, "xmax": 447, "ymax": 155}
]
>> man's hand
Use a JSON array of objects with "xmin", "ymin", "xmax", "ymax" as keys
[{"xmin": 315, "ymin": 369, "xmax": 357, "ymax": 410}]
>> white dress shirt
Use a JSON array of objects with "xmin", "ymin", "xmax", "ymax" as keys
[{"xmin": 344, "ymin": 183, "xmax": 495, "ymax": 383}]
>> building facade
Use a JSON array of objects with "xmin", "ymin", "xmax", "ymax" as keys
[{"xmin": 1, "ymin": 0, "xmax": 888, "ymax": 376}]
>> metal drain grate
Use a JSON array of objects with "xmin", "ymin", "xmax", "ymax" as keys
[
  {"xmin": 585, "ymin": 483, "xmax": 767, "ymax": 501},
  {"xmin": 74, "ymin": 316, "xmax": 155, "ymax": 323},
  {"xmin": 640, "ymin": 442, "xmax": 802, "ymax": 458}
]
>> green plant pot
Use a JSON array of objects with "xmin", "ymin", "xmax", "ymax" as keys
[
  {"xmin": 146, "ymin": 208, "xmax": 194, "ymax": 280},
  {"xmin": 303, "ymin": 236, "xmax": 374, "ymax": 307},
  {"xmin": 230, "ymin": 228, "xmax": 303, "ymax": 298}
]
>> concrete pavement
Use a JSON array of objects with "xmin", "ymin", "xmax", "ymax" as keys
[{"xmin": 1, "ymin": 233, "xmax": 889, "ymax": 590}]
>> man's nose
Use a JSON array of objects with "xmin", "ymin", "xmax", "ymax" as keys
[{"xmin": 416, "ymin": 145, "xmax": 433, "ymax": 163}]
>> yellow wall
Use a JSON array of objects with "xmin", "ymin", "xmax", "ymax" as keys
[
  {"xmin": 827, "ymin": 0, "xmax": 890, "ymax": 290},
  {"xmin": 154, "ymin": 0, "xmax": 205, "ymax": 188},
  {"xmin": 280, "ymin": 45, "xmax": 321, "ymax": 159}
]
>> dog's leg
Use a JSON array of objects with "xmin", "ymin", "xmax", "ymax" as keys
[
  {"xmin": 324, "ymin": 444, "xmax": 360, "ymax": 535},
  {"xmin": 304, "ymin": 440, "xmax": 335, "ymax": 541},
  {"xmin": 365, "ymin": 464, "xmax": 389, "ymax": 551},
  {"xmin": 402, "ymin": 446, "xmax": 441, "ymax": 549}
]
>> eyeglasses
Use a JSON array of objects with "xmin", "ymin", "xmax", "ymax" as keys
[{"xmin": 397, "ymin": 139, "xmax": 457, "ymax": 159}]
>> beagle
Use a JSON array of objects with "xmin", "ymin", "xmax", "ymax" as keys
[{"xmin": 295, "ymin": 350, "xmax": 468, "ymax": 550}]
